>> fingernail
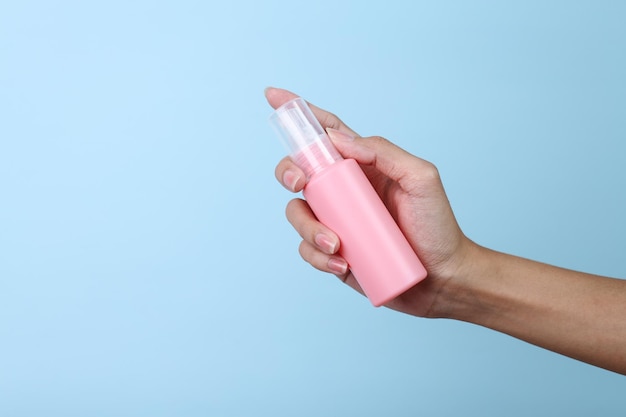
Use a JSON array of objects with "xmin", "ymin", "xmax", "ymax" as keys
[
  {"xmin": 315, "ymin": 233, "xmax": 338, "ymax": 255},
  {"xmin": 282, "ymin": 169, "xmax": 301, "ymax": 192},
  {"xmin": 328, "ymin": 257, "xmax": 348, "ymax": 275},
  {"xmin": 326, "ymin": 128, "xmax": 355, "ymax": 142}
]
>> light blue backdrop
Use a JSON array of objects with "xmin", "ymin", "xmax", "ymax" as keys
[{"xmin": 1, "ymin": 1, "xmax": 625, "ymax": 415}]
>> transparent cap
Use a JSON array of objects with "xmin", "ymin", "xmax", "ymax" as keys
[{"xmin": 269, "ymin": 97, "xmax": 342, "ymax": 179}]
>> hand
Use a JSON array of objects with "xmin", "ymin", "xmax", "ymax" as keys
[
  {"xmin": 267, "ymin": 88, "xmax": 626, "ymax": 374},
  {"xmin": 266, "ymin": 87, "xmax": 474, "ymax": 316}
]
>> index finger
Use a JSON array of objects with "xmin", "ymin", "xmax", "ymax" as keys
[{"xmin": 264, "ymin": 87, "xmax": 359, "ymax": 138}]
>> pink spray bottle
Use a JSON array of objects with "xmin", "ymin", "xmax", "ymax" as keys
[{"xmin": 270, "ymin": 97, "xmax": 427, "ymax": 307}]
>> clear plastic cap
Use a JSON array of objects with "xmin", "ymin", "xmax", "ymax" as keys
[{"xmin": 269, "ymin": 97, "xmax": 342, "ymax": 179}]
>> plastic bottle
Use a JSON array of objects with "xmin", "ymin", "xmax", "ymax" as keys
[{"xmin": 269, "ymin": 97, "xmax": 427, "ymax": 306}]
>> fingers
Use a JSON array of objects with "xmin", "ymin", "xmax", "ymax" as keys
[
  {"xmin": 299, "ymin": 240, "xmax": 348, "ymax": 276},
  {"xmin": 285, "ymin": 197, "xmax": 364, "ymax": 294},
  {"xmin": 264, "ymin": 86, "xmax": 298, "ymax": 109},
  {"xmin": 299, "ymin": 239, "xmax": 364, "ymax": 296},
  {"xmin": 286, "ymin": 198, "xmax": 339, "ymax": 256},
  {"xmin": 275, "ymin": 156, "xmax": 306, "ymax": 192},
  {"xmin": 286, "ymin": 198, "xmax": 350, "ymax": 276},
  {"xmin": 326, "ymin": 129, "xmax": 440, "ymax": 193},
  {"xmin": 267, "ymin": 87, "xmax": 435, "ymax": 192},
  {"xmin": 265, "ymin": 87, "xmax": 359, "ymax": 137}
]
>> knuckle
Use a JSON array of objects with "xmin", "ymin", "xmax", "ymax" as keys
[
  {"xmin": 369, "ymin": 135, "xmax": 390, "ymax": 146},
  {"xmin": 298, "ymin": 240, "xmax": 315, "ymax": 265},
  {"xmin": 420, "ymin": 161, "xmax": 441, "ymax": 181},
  {"xmin": 298, "ymin": 240, "xmax": 308, "ymax": 258},
  {"xmin": 299, "ymin": 240, "xmax": 329, "ymax": 272},
  {"xmin": 284, "ymin": 198, "xmax": 302, "ymax": 220}
]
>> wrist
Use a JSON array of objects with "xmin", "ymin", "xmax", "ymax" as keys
[{"xmin": 425, "ymin": 241, "xmax": 500, "ymax": 322}]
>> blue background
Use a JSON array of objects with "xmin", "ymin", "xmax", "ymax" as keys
[{"xmin": 1, "ymin": 1, "xmax": 625, "ymax": 415}]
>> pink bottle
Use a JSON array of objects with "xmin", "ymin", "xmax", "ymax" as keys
[{"xmin": 270, "ymin": 97, "xmax": 427, "ymax": 306}]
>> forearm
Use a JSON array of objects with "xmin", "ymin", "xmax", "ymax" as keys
[{"xmin": 434, "ymin": 243, "xmax": 626, "ymax": 374}]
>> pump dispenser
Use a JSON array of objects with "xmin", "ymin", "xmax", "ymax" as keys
[{"xmin": 270, "ymin": 97, "xmax": 427, "ymax": 306}]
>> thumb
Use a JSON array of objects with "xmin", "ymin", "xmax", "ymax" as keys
[{"xmin": 326, "ymin": 128, "xmax": 437, "ymax": 191}]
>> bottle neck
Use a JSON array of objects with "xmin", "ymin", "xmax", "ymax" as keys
[{"xmin": 292, "ymin": 141, "xmax": 343, "ymax": 179}]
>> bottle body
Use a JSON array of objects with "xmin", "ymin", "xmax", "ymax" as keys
[{"xmin": 303, "ymin": 158, "xmax": 427, "ymax": 306}]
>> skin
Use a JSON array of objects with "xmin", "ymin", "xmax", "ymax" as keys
[{"xmin": 266, "ymin": 87, "xmax": 626, "ymax": 375}]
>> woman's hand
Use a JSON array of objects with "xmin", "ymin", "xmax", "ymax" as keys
[
  {"xmin": 267, "ymin": 87, "xmax": 626, "ymax": 374},
  {"xmin": 266, "ymin": 87, "xmax": 474, "ymax": 317}
]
